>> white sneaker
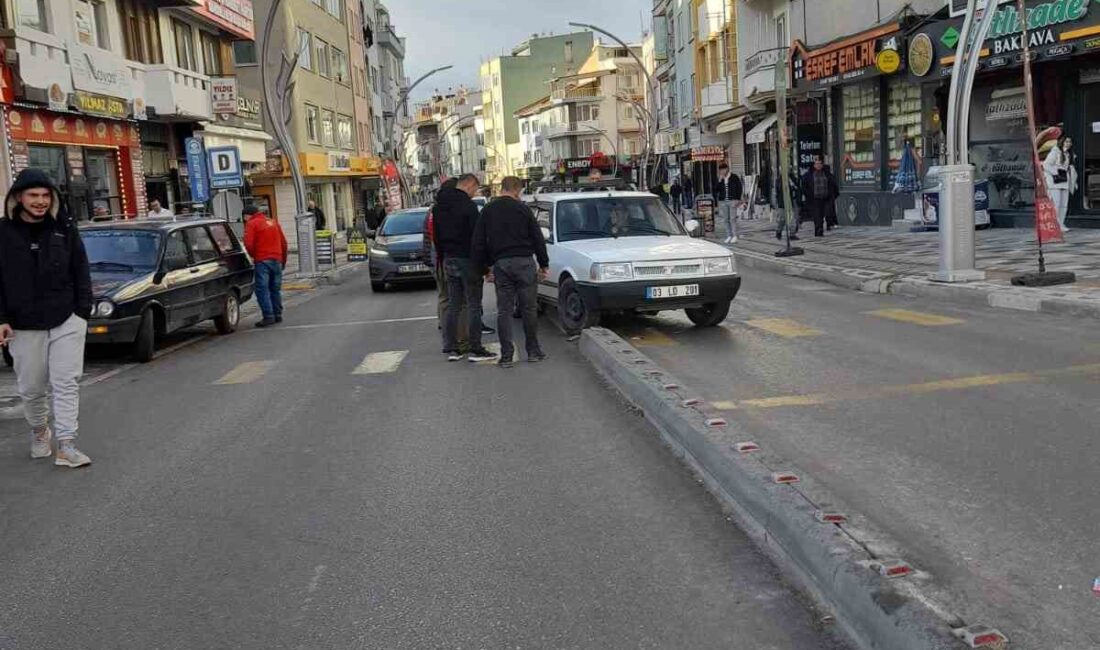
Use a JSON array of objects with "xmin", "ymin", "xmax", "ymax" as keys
[
  {"xmin": 30, "ymin": 428, "xmax": 52, "ymax": 459},
  {"xmin": 55, "ymin": 442, "xmax": 91, "ymax": 468},
  {"xmin": 723, "ymin": 236, "xmax": 732, "ymax": 243},
  {"xmin": 729, "ymin": 236, "xmax": 738, "ymax": 244}
]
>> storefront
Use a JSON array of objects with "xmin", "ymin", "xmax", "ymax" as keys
[
  {"xmin": 5, "ymin": 106, "xmax": 144, "ymax": 220},
  {"xmin": 907, "ymin": 0, "xmax": 1100, "ymax": 228},
  {"xmin": 789, "ymin": 22, "xmax": 919, "ymax": 225},
  {"xmin": 251, "ymin": 151, "xmax": 378, "ymax": 235}
]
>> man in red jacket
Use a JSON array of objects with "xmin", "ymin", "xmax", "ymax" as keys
[{"xmin": 243, "ymin": 204, "xmax": 288, "ymax": 327}]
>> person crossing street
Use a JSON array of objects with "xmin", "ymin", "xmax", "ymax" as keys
[
  {"xmin": 243, "ymin": 204, "xmax": 288, "ymax": 327},
  {"xmin": 471, "ymin": 176, "xmax": 550, "ymax": 368}
]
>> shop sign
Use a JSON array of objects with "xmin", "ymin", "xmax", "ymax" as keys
[
  {"xmin": 328, "ymin": 151, "xmax": 351, "ymax": 172},
  {"xmin": 985, "ymin": 89, "xmax": 1028, "ymax": 120},
  {"xmin": 6, "ymin": 108, "xmax": 134, "ymax": 147},
  {"xmin": 564, "ymin": 157, "xmax": 593, "ymax": 171},
  {"xmin": 185, "ymin": 138, "xmax": 211, "ymax": 203},
  {"xmin": 791, "ymin": 25, "xmax": 902, "ymax": 92},
  {"xmin": 192, "ymin": 0, "xmax": 255, "ymax": 41},
  {"xmin": 745, "ymin": 49, "xmax": 780, "ymax": 76},
  {"xmin": 210, "ymin": 77, "xmax": 238, "ymax": 114},
  {"xmin": 909, "ymin": 33, "xmax": 935, "ymax": 77},
  {"xmin": 347, "ymin": 229, "xmax": 368, "ymax": 262},
  {"xmin": 75, "ymin": 91, "xmax": 127, "ymax": 119},
  {"xmin": 69, "ymin": 43, "xmax": 132, "ymax": 99},
  {"xmin": 691, "ymin": 146, "xmax": 726, "ymax": 162},
  {"xmin": 796, "ymin": 123, "xmax": 825, "ymax": 176},
  {"xmin": 208, "ymin": 145, "xmax": 243, "ymax": 189},
  {"xmin": 876, "ymin": 49, "xmax": 901, "ymax": 74},
  {"xmin": 0, "ymin": 60, "xmax": 13, "ymax": 105}
]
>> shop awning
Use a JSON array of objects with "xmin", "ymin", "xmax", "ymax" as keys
[
  {"xmin": 716, "ymin": 116, "xmax": 745, "ymax": 134},
  {"xmin": 745, "ymin": 115, "xmax": 777, "ymax": 145},
  {"xmin": 196, "ymin": 123, "xmax": 273, "ymax": 164}
]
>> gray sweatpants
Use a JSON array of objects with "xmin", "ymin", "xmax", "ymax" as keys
[{"xmin": 10, "ymin": 314, "xmax": 87, "ymax": 441}]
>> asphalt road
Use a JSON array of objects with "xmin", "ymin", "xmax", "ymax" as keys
[
  {"xmin": 609, "ymin": 263, "xmax": 1100, "ymax": 649},
  {"xmin": 0, "ymin": 272, "xmax": 850, "ymax": 650}
]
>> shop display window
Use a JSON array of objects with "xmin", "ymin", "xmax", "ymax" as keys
[
  {"xmin": 887, "ymin": 79, "xmax": 922, "ymax": 162},
  {"xmin": 840, "ymin": 81, "xmax": 880, "ymax": 187}
]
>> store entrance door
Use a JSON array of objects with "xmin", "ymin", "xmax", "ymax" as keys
[
  {"xmin": 1083, "ymin": 84, "xmax": 1100, "ymax": 210},
  {"xmin": 84, "ymin": 149, "xmax": 122, "ymax": 218}
]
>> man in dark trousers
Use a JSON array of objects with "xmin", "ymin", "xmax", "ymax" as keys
[
  {"xmin": 308, "ymin": 199, "xmax": 326, "ymax": 231},
  {"xmin": 0, "ymin": 168, "xmax": 93, "ymax": 468},
  {"xmin": 243, "ymin": 204, "xmax": 288, "ymax": 327},
  {"xmin": 715, "ymin": 162, "xmax": 743, "ymax": 244},
  {"xmin": 669, "ymin": 177, "xmax": 683, "ymax": 216},
  {"xmin": 435, "ymin": 174, "xmax": 495, "ymax": 363},
  {"xmin": 471, "ymin": 176, "xmax": 550, "ymax": 368},
  {"xmin": 800, "ymin": 155, "xmax": 839, "ymax": 237}
]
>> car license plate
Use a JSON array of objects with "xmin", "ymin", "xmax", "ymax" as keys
[
  {"xmin": 646, "ymin": 284, "xmax": 699, "ymax": 299},
  {"xmin": 399, "ymin": 263, "xmax": 428, "ymax": 273}
]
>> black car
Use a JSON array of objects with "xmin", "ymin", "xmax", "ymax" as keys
[
  {"xmin": 368, "ymin": 208, "xmax": 434, "ymax": 292},
  {"xmin": 80, "ymin": 218, "xmax": 254, "ymax": 361}
]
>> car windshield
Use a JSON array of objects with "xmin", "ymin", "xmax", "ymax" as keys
[
  {"xmin": 556, "ymin": 197, "xmax": 685, "ymax": 242},
  {"xmin": 381, "ymin": 210, "xmax": 428, "ymax": 236},
  {"xmin": 81, "ymin": 230, "xmax": 161, "ymax": 272}
]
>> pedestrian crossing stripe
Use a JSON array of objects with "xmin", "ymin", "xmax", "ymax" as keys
[
  {"xmin": 744, "ymin": 318, "xmax": 823, "ymax": 338},
  {"xmin": 353, "ymin": 350, "xmax": 409, "ymax": 375},
  {"xmin": 867, "ymin": 309, "xmax": 964, "ymax": 326},
  {"xmin": 215, "ymin": 361, "xmax": 278, "ymax": 385}
]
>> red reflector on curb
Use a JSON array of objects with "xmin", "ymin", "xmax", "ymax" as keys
[
  {"xmin": 1093, "ymin": 577, "xmax": 1100, "ymax": 596},
  {"xmin": 681, "ymin": 398, "xmax": 702, "ymax": 407},
  {"xmin": 814, "ymin": 510, "xmax": 847, "ymax": 524},
  {"xmin": 643, "ymin": 370, "xmax": 663, "ymax": 377},
  {"xmin": 705, "ymin": 418, "xmax": 727, "ymax": 427},
  {"xmin": 873, "ymin": 560, "xmax": 912, "ymax": 579},
  {"xmin": 733, "ymin": 442, "xmax": 760, "ymax": 453},
  {"xmin": 952, "ymin": 625, "xmax": 1008, "ymax": 648},
  {"xmin": 771, "ymin": 472, "xmax": 800, "ymax": 484},
  {"xmin": 619, "ymin": 349, "xmax": 633, "ymax": 354},
  {"xmin": 663, "ymin": 383, "xmax": 680, "ymax": 391}
]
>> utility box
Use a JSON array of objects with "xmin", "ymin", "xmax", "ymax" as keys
[{"xmin": 929, "ymin": 164, "xmax": 986, "ymax": 283}]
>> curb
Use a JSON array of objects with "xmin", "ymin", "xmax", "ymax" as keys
[
  {"xmin": 580, "ymin": 327, "xmax": 1000, "ymax": 650},
  {"xmin": 731, "ymin": 246, "xmax": 1100, "ymax": 320}
]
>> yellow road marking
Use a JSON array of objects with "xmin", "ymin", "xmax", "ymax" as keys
[
  {"xmin": 215, "ymin": 361, "xmax": 277, "ymax": 385},
  {"xmin": 713, "ymin": 363, "xmax": 1100, "ymax": 411},
  {"xmin": 867, "ymin": 309, "xmax": 964, "ymax": 327},
  {"xmin": 352, "ymin": 350, "xmax": 408, "ymax": 375},
  {"xmin": 744, "ymin": 318, "xmax": 823, "ymax": 338},
  {"xmin": 632, "ymin": 328, "xmax": 677, "ymax": 347}
]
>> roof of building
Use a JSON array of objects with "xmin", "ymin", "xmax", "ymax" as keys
[{"xmin": 514, "ymin": 95, "xmax": 553, "ymax": 118}]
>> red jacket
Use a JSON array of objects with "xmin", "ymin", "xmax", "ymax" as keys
[{"xmin": 244, "ymin": 213, "xmax": 288, "ymax": 265}]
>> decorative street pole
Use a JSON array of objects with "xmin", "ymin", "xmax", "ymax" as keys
[{"xmin": 387, "ymin": 65, "xmax": 452, "ymax": 207}]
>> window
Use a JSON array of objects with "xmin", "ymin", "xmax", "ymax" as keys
[
  {"xmin": 321, "ymin": 110, "xmax": 335, "ymax": 146},
  {"xmin": 886, "ymin": 79, "xmax": 923, "ymax": 170},
  {"xmin": 577, "ymin": 104, "xmax": 599, "ymax": 122},
  {"xmin": 374, "ymin": 115, "xmax": 382, "ymax": 140},
  {"xmin": 314, "ymin": 38, "xmax": 330, "ymax": 77},
  {"xmin": 185, "ymin": 227, "xmax": 219, "ymax": 263},
  {"xmin": 297, "ymin": 29, "xmax": 312, "ymax": 70},
  {"xmin": 623, "ymin": 104, "xmax": 634, "ymax": 120},
  {"xmin": 172, "ymin": 19, "xmax": 198, "ymax": 72},
  {"xmin": 326, "ymin": 0, "xmax": 342, "ymax": 17},
  {"xmin": 331, "ymin": 47, "xmax": 348, "ymax": 84},
  {"xmin": 680, "ymin": 78, "xmax": 689, "ymax": 116},
  {"xmin": 232, "ymin": 40, "xmax": 257, "ymax": 66},
  {"xmin": 840, "ymin": 81, "xmax": 881, "ymax": 187},
  {"xmin": 577, "ymin": 137, "xmax": 599, "ymax": 156},
  {"xmin": 16, "ymin": 0, "xmax": 47, "ymax": 32},
  {"xmin": 337, "ymin": 114, "xmax": 353, "ymax": 149},
  {"xmin": 565, "ymin": 41, "xmax": 574, "ymax": 64},
  {"xmin": 75, "ymin": 0, "xmax": 110, "ymax": 48},
  {"xmin": 305, "ymin": 104, "xmax": 320, "ymax": 142},
  {"xmin": 776, "ymin": 14, "xmax": 788, "ymax": 49},
  {"xmin": 201, "ymin": 31, "xmax": 222, "ymax": 75},
  {"xmin": 118, "ymin": 0, "xmax": 163, "ymax": 63},
  {"xmin": 163, "ymin": 231, "xmax": 190, "ymax": 269},
  {"xmin": 208, "ymin": 224, "xmax": 240, "ymax": 253}
]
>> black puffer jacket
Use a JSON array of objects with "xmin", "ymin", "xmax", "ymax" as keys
[
  {"xmin": 0, "ymin": 168, "xmax": 93, "ymax": 330},
  {"xmin": 432, "ymin": 185, "xmax": 480, "ymax": 259}
]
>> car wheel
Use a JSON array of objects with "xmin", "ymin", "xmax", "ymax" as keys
[
  {"xmin": 685, "ymin": 300, "xmax": 731, "ymax": 327},
  {"xmin": 132, "ymin": 309, "xmax": 156, "ymax": 362},
  {"xmin": 214, "ymin": 292, "xmax": 240, "ymax": 334},
  {"xmin": 371, "ymin": 280, "xmax": 386, "ymax": 292},
  {"xmin": 558, "ymin": 277, "xmax": 599, "ymax": 332}
]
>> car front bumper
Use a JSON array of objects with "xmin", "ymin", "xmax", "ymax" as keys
[
  {"xmin": 369, "ymin": 256, "xmax": 436, "ymax": 284},
  {"xmin": 86, "ymin": 315, "xmax": 142, "ymax": 344},
  {"xmin": 576, "ymin": 275, "xmax": 741, "ymax": 312}
]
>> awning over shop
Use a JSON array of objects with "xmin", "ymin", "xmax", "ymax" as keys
[
  {"xmin": 716, "ymin": 116, "xmax": 745, "ymax": 134},
  {"xmin": 745, "ymin": 115, "xmax": 777, "ymax": 145},
  {"xmin": 197, "ymin": 123, "xmax": 273, "ymax": 163}
]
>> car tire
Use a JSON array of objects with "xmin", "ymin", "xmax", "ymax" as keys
[
  {"xmin": 371, "ymin": 280, "xmax": 386, "ymax": 292},
  {"xmin": 213, "ymin": 292, "xmax": 240, "ymax": 335},
  {"xmin": 558, "ymin": 277, "xmax": 600, "ymax": 332},
  {"xmin": 132, "ymin": 309, "xmax": 156, "ymax": 363},
  {"xmin": 685, "ymin": 300, "xmax": 731, "ymax": 327}
]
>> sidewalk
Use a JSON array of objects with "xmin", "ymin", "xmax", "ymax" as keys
[{"xmin": 720, "ymin": 218, "xmax": 1100, "ymax": 319}]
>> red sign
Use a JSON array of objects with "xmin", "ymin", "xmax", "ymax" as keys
[
  {"xmin": 192, "ymin": 0, "xmax": 255, "ymax": 41},
  {"xmin": 1033, "ymin": 196, "xmax": 1064, "ymax": 244},
  {"xmin": 7, "ymin": 108, "xmax": 131, "ymax": 147}
]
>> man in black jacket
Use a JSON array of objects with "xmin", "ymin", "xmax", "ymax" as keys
[
  {"xmin": 308, "ymin": 199, "xmax": 327, "ymax": 231},
  {"xmin": 0, "ymin": 168, "xmax": 93, "ymax": 467},
  {"xmin": 471, "ymin": 176, "xmax": 549, "ymax": 368},
  {"xmin": 436, "ymin": 174, "xmax": 495, "ymax": 362},
  {"xmin": 715, "ymin": 162, "xmax": 743, "ymax": 244},
  {"xmin": 800, "ymin": 156, "xmax": 838, "ymax": 237}
]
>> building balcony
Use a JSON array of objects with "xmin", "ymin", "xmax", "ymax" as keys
[
  {"xmin": 551, "ymin": 84, "xmax": 602, "ymax": 103},
  {"xmin": 145, "ymin": 65, "xmax": 211, "ymax": 121},
  {"xmin": 544, "ymin": 120, "xmax": 600, "ymax": 139},
  {"xmin": 699, "ymin": 78, "xmax": 736, "ymax": 120},
  {"xmin": 377, "ymin": 25, "xmax": 405, "ymax": 58},
  {"xmin": 741, "ymin": 49, "xmax": 780, "ymax": 106}
]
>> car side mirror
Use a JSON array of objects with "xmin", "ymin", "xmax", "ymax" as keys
[
  {"xmin": 540, "ymin": 227, "xmax": 552, "ymax": 243},
  {"xmin": 684, "ymin": 219, "xmax": 701, "ymax": 237}
]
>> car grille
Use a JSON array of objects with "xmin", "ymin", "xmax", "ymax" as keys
[
  {"xmin": 390, "ymin": 251, "xmax": 426, "ymax": 263},
  {"xmin": 633, "ymin": 261, "xmax": 704, "ymax": 278}
]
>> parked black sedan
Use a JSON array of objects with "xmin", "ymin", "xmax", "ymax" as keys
[
  {"xmin": 368, "ymin": 208, "xmax": 434, "ymax": 292},
  {"xmin": 80, "ymin": 218, "xmax": 254, "ymax": 361}
]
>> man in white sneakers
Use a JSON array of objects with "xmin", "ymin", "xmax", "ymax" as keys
[{"xmin": 0, "ymin": 169, "xmax": 94, "ymax": 468}]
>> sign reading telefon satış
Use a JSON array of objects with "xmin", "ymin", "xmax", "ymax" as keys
[{"xmin": 796, "ymin": 123, "xmax": 825, "ymax": 175}]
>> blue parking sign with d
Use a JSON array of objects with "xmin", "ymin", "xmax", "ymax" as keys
[{"xmin": 207, "ymin": 146, "xmax": 243, "ymax": 189}]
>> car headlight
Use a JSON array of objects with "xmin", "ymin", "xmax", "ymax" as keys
[
  {"xmin": 704, "ymin": 256, "xmax": 735, "ymax": 276},
  {"xmin": 591, "ymin": 262, "xmax": 634, "ymax": 282},
  {"xmin": 94, "ymin": 301, "xmax": 115, "ymax": 318},
  {"xmin": 370, "ymin": 248, "xmax": 389, "ymax": 257}
]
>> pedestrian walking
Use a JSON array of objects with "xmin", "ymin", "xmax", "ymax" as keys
[
  {"xmin": 308, "ymin": 199, "xmax": 327, "ymax": 231},
  {"xmin": 243, "ymin": 204, "xmax": 288, "ymax": 327},
  {"xmin": 682, "ymin": 174, "xmax": 694, "ymax": 213},
  {"xmin": 435, "ymin": 174, "xmax": 495, "ymax": 363},
  {"xmin": 0, "ymin": 169, "xmax": 93, "ymax": 467},
  {"xmin": 1043, "ymin": 135, "xmax": 1077, "ymax": 232},
  {"xmin": 800, "ymin": 156, "xmax": 838, "ymax": 237},
  {"xmin": 471, "ymin": 176, "xmax": 550, "ymax": 368},
  {"xmin": 670, "ymin": 177, "xmax": 683, "ymax": 216},
  {"xmin": 715, "ymin": 163, "xmax": 743, "ymax": 244},
  {"xmin": 824, "ymin": 164, "xmax": 840, "ymax": 230}
]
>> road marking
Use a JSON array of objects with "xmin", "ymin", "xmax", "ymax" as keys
[
  {"xmin": 215, "ymin": 361, "xmax": 278, "ymax": 385},
  {"xmin": 714, "ymin": 362, "xmax": 1100, "ymax": 411},
  {"xmin": 744, "ymin": 318, "xmax": 823, "ymax": 338},
  {"xmin": 353, "ymin": 350, "xmax": 408, "ymax": 375},
  {"xmin": 629, "ymin": 328, "xmax": 677, "ymax": 347},
  {"xmin": 251, "ymin": 315, "xmax": 437, "ymax": 332},
  {"xmin": 866, "ymin": 308, "xmax": 965, "ymax": 326}
]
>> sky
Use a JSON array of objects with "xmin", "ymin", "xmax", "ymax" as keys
[{"xmin": 384, "ymin": 0, "xmax": 653, "ymax": 103}]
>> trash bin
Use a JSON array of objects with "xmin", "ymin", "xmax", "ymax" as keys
[{"xmin": 921, "ymin": 167, "xmax": 989, "ymax": 229}]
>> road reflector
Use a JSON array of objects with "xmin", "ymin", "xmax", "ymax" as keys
[
  {"xmin": 952, "ymin": 624, "xmax": 1008, "ymax": 648},
  {"xmin": 680, "ymin": 398, "xmax": 702, "ymax": 407},
  {"xmin": 733, "ymin": 441, "xmax": 760, "ymax": 453},
  {"xmin": 632, "ymin": 358, "xmax": 648, "ymax": 364},
  {"xmin": 663, "ymin": 383, "xmax": 680, "ymax": 391},
  {"xmin": 814, "ymin": 510, "xmax": 848, "ymax": 524},
  {"xmin": 704, "ymin": 417, "xmax": 727, "ymax": 427},
  {"xmin": 771, "ymin": 471, "xmax": 800, "ymax": 484},
  {"xmin": 873, "ymin": 559, "xmax": 913, "ymax": 579}
]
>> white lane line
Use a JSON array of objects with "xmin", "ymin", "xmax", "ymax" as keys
[
  {"xmin": 352, "ymin": 350, "xmax": 409, "ymax": 375},
  {"xmin": 215, "ymin": 360, "xmax": 278, "ymax": 385},
  {"xmin": 250, "ymin": 315, "xmax": 438, "ymax": 332}
]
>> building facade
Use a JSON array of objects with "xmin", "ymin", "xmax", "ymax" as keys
[{"xmin": 363, "ymin": 0, "xmax": 406, "ymax": 159}]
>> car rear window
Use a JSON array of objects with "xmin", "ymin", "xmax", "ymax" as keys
[
  {"xmin": 208, "ymin": 223, "xmax": 240, "ymax": 253},
  {"xmin": 381, "ymin": 210, "xmax": 428, "ymax": 236},
  {"xmin": 81, "ymin": 230, "xmax": 161, "ymax": 271}
]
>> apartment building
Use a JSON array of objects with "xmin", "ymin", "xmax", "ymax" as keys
[{"xmin": 363, "ymin": 0, "xmax": 406, "ymax": 159}]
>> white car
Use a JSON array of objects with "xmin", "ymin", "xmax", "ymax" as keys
[{"xmin": 530, "ymin": 191, "xmax": 741, "ymax": 331}]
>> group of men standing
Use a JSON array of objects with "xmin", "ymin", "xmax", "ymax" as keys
[{"xmin": 430, "ymin": 175, "xmax": 550, "ymax": 369}]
